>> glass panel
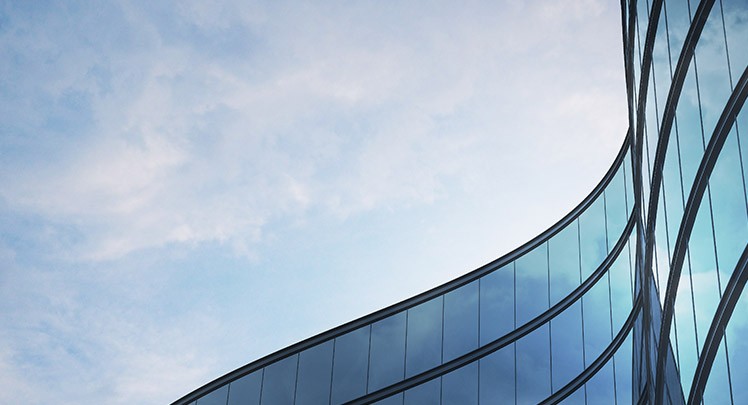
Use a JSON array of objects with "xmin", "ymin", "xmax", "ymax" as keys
[
  {"xmin": 372, "ymin": 393, "xmax": 402, "ymax": 405},
  {"xmin": 516, "ymin": 324, "xmax": 551, "ymax": 404},
  {"xmin": 296, "ymin": 340, "xmax": 333, "ymax": 405},
  {"xmin": 585, "ymin": 361, "xmax": 616, "ymax": 404},
  {"xmin": 369, "ymin": 312, "xmax": 406, "ymax": 392},
  {"xmin": 550, "ymin": 301, "xmax": 584, "ymax": 392},
  {"xmin": 673, "ymin": 254, "xmax": 699, "ymax": 397},
  {"xmin": 664, "ymin": 0, "xmax": 691, "ymax": 73},
  {"xmin": 583, "ymin": 268, "xmax": 613, "ymax": 362},
  {"xmin": 443, "ymin": 281, "xmax": 479, "ymax": 362},
  {"xmin": 442, "ymin": 362, "xmax": 478, "ymax": 405},
  {"xmin": 725, "ymin": 283, "xmax": 748, "ymax": 404},
  {"xmin": 331, "ymin": 326, "xmax": 370, "ymax": 404},
  {"xmin": 614, "ymin": 332, "xmax": 633, "ymax": 405},
  {"xmin": 404, "ymin": 378, "xmax": 440, "ymax": 405},
  {"xmin": 227, "ymin": 370, "xmax": 262, "ymax": 405},
  {"xmin": 579, "ymin": 197, "xmax": 608, "ymax": 280},
  {"xmin": 723, "ymin": 0, "xmax": 748, "ymax": 80},
  {"xmin": 480, "ymin": 265, "xmax": 514, "ymax": 344},
  {"xmin": 610, "ymin": 237, "xmax": 635, "ymax": 330},
  {"xmin": 197, "ymin": 384, "xmax": 228, "ymax": 405},
  {"xmin": 405, "ymin": 296, "xmax": 443, "ymax": 377},
  {"xmin": 605, "ymin": 159, "xmax": 631, "ymax": 242},
  {"xmin": 261, "ymin": 354, "xmax": 298, "ymax": 405},
  {"xmin": 479, "ymin": 344, "xmax": 515, "ymax": 404},
  {"xmin": 710, "ymin": 129, "xmax": 748, "ymax": 274},
  {"xmin": 549, "ymin": 224, "xmax": 581, "ymax": 305},
  {"xmin": 674, "ymin": 63, "xmax": 706, "ymax": 196},
  {"xmin": 703, "ymin": 339, "xmax": 733, "ymax": 404},
  {"xmin": 515, "ymin": 242, "xmax": 549, "ymax": 325},
  {"xmin": 693, "ymin": 5, "xmax": 732, "ymax": 141},
  {"xmin": 688, "ymin": 197, "xmax": 722, "ymax": 353}
]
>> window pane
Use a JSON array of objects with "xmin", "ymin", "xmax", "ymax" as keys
[
  {"xmin": 579, "ymin": 198, "xmax": 608, "ymax": 280},
  {"xmin": 516, "ymin": 243, "xmax": 549, "ymax": 325},
  {"xmin": 404, "ymin": 378, "xmax": 440, "ymax": 405},
  {"xmin": 331, "ymin": 326, "xmax": 370, "ymax": 404},
  {"xmin": 550, "ymin": 301, "xmax": 584, "ymax": 391},
  {"xmin": 197, "ymin": 385, "xmax": 228, "ymax": 405},
  {"xmin": 549, "ymin": 224, "xmax": 581, "ymax": 304},
  {"xmin": 442, "ymin": 362, "xmax": 478, "ymax": 405},
  {"xmin": 480, "ymin": 265, "xmax": 514, "ymax": 344},
  {"xmin": 369, "ymin": 312, "xmax": 406, "ymax": 392},
  {"xmin": 405, "ymin": 297, "xmax": 443, "ymax": 377},
  {"xmin": 516, "ymin": 324, "xmax": 551, "ymax": 403},
  {"xmin": 227, "ymin": 370, "xmax": 262, "ymax": 405},
  {"xmin": 443, "ymin": 281, "xmax": 479, "ymax": 362},
  {"xmin": 479, "ymin": 345, "xmax": 515, "ymax": 404},
  {"xmin": 261, "ymin": 355, "xmax": 298, "ymax": 405},
  {"xmin": 585, "ymin": 360, "xmax": 615, "ymax": 404},
  {"xmin": 296, "ymin": 340, "xmax": 333, "ymax": 405}
]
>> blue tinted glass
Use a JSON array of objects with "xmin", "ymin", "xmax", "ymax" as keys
[
  {"xmin": 443, "ymin": 281, "xmax": 479, "ymax": 362},
  {"xmin": 585, "ymin": 360, "xmax": 615, "ymax": 404},
  {"xmin": 197, "ymin": 384, "xmax": 228, "ymax": 405},
  {"xmin": 479, "ymin": 345, "xmax": 515, "ymax": 404},
  {"xmin": 442, "ymin": 362, "xmax": 478, "ymax": 405},
  {"xmin": 261, "ymin": 355, "xmax": 298, "ymax": 405},
  {"xmin": 605, "ymin": 160, "xmax": 631, "ymax": 242},
  {"xmin": 331, "ymin": 326, "xmax": 370, "ymax": 404},
  {"xmin": 404, "ymin": 377, "xmax": 440, "ymax": 405},
  {"xmin": 615, "ymin": 332, "xmax": 633, "ymax": 405},
  {"xmin": 405, "ymin": 297, "xmax": 443, "ymax": 377},
  {"xmin": 725, "ymin": 282, "xmax": 748, "ymax": 404},
  {"xmin": 296, "ymin": 340, "xmax": 333, "ymax": 405},
  {"xmin": 373, "ymin": 393, "xmax": 403, "ymax": 405},
  {"xmin": 515, "ymin": 242, "xmax": 549, "ymax": 325},
  {"xmin": 549, "ymin": 224, "xmax": 581, "ymax": 304},
  {"xmin": 610, "ymin": 238, "xmax": 635, "ymax": 330},
  {"xmin": 369, "ymin": 312, "xmax": 406, "ymax": 392},
  {"xmin": 227, "ymin": 370, "xmax": 262, "ymax": 405},
  {"xmin": 693, "ymin": 5, "xmax": 733, "ymax": 140},
  {"xmin": 709, "ymin": 129, "xmax": 748, "ymax": 273},
  {"xmin": 723, "ymin": 0, "xmax": 748, "ymax": 80},
  {"xmin": 579, "ymin": 197, "xmax": 608, "ymax": 280},
  {"xmin": 583, "ymin": 270, "xmax": 613, "ymax": 361},
  {"xmin": 479, "ymin": 265, "xmax": 514, "ymax": 344},
  {"xmin": 516, "ymin": 324, "xmax": 551, "ymax": 403},
  {"xmin": 688, "ymin": 198, "xmax": 722, "ymax": 350},
  {"xmin": 550, "ymin": 301, "xmax": 584, "ymax": 391}
]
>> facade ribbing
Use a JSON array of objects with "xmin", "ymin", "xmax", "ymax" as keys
[{"xmin": 174, "ymin": 1, "xmax": 748, "ymax": 403}]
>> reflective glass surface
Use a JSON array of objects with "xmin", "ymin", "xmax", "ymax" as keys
[{"xmin": 227, "ymin": 371, "xmax": 262, "ymax": 405}]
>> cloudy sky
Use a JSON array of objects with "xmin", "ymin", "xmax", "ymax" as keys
[{"xmin": 0, "ymin": 1, "xmax": 627, "ymax": 404}]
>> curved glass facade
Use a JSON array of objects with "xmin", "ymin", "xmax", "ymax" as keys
[{"xmin": 174, "ymin": 1, "xmax": 747, "ymax": 404}]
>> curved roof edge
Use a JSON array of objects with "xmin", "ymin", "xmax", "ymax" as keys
[{"xmin": 173, "ymin": 131, "xmax": 632, "ymax": 405}]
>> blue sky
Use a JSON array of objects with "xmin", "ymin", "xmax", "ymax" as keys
[{"xmin": 0, "ymin": 1, "xmax": 627, "ymax": 403}]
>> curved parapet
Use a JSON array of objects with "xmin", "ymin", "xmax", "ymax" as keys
[{"xmin": 174, "ymin": 134, "xmax": 639, "ymax": 404}]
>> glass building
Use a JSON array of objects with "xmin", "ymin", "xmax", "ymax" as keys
[{"xmin": 173, "ymin": 1, "xmax": 748, "ymax": 403}]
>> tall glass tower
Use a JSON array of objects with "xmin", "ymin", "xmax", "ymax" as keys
[{"xmin": 174, "ymin": 1, "xmax": 747, "ymax": 403}]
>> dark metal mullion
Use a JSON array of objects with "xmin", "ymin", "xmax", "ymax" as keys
[
  {"xmin": 687, "ymin": 243, "xmax": 748, "ymax": 404},
  {"xmin": 655, "ymin": 64, "xmax": 748, "ymax": 402},
  {"xmin": 513, "ymin": 261, "xmax": 517, "ymax": 405},
  {"xmin": 548, "ymin": 240, "xmax": 554, "ymax": 393},
  {"xmin": 578, "ymin": 219, "xmax": 588, "ymax": 404}
]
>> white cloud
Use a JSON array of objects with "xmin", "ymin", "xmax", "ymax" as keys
[{"xmin": 0, "ymin": 0, "xmax": 629, "ymax": 403}]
